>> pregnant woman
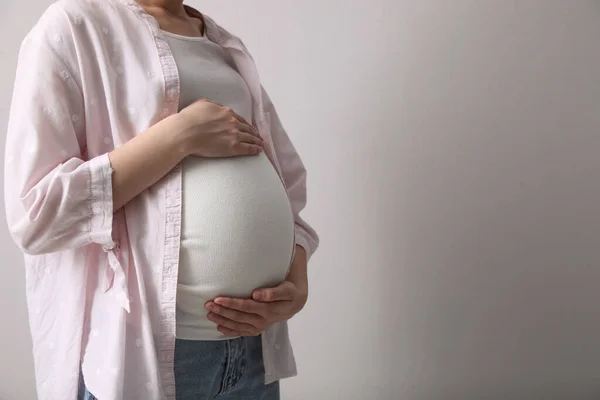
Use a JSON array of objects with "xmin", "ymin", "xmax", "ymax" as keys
[{"xmin": 4, "ymin": 0, "xmax": 319, "ymax": 399}]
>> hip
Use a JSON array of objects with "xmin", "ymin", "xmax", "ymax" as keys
[{"xmin": 80, "ymin": 336, "xmax": 280, "ymax": 400}]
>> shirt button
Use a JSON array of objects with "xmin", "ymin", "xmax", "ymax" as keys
[
  {"xmin": 92, "ymin": 205, "xmax": 102, "ymax": 213},
  {"xmin": 274, "ymin": 344, "xmax": 281, "ymax": 351}
]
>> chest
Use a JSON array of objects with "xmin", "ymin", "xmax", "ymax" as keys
[
  {"xmin": 79, "ymin": 26, "xmax": 267, "ymax": 152},
  {"xmin": 163, "ymin": 35, "xmax": 252, "ymax": 117}
]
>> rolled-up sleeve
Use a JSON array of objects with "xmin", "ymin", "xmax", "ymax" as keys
[
  {"xmin": 261, "ymin": 86, "xmax": 320, "ymax": 261},
  {"xmin": 4, "ymin": 20, "xmax": 114, "ymax": 255}
]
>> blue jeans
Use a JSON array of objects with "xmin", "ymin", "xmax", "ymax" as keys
[{"xmin": 81, "ymin": 335, "xmax": 279, "ymax": 400}]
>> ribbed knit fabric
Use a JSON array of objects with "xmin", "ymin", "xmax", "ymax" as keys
[{"xmin": 164, "ymin": 31, "xmax": 296, "ymax": 341}]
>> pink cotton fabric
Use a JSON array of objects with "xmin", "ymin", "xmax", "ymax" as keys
[{"xmin": 3, "ymin": 1, "xmax": 319, "ymax": 399}]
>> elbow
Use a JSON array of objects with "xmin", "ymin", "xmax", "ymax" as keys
[
  {"xmin": 19, "ymin": 245, "xmax": 45, "ymax": 257},
  {"xmin": 7, "ymin": 216, "xmax": 58, "ymax": 256},
  {"xmin": 7, "ymin": 210, "xmax": 93, "ymax": 256},
  {"xmin": 10, "ymin": 227, "xmax": 50, "ymax": 256}
]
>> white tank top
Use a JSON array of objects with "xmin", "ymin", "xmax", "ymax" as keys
[{"xmin": 163, "ymin": 31, "xmax": 295, "ymax": 340}]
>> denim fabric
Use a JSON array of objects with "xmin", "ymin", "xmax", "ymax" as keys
[{"xmin": 80, "ymin": 336, "xmax": 279, "ymax": 400}]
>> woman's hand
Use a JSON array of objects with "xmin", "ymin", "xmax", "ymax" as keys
[
  {"xmin": 176, "ymin": 99, "xmax": 263, "ymax": 158},
  {"xmin": 205, "ymin": 246, "xmax": 309, "ymax": 337},
  {"xmin": 205, "ymin": 281, "xmax": 308, "ymax": 337}
]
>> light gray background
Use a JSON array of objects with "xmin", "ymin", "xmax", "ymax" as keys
[{"xmin": 2, "ymin": 1, "xmax": 600, "ymax": 399}]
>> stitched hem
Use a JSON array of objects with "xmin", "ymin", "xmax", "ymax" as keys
[{"xmin": 88, "ymin": 153, "xmax": 114, "ymax": 246}]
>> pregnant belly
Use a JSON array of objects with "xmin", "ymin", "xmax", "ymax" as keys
[{"xmin": 176, "ymin": 153, "xmax": 295, "ymax": 340}]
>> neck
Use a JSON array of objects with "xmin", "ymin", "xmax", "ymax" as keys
[{"xmin": 135, "ymin": 0, "xmax": 186, "ymax": 15}]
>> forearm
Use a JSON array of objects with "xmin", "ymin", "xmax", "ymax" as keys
[
  {"xmin": 109, "ymin": 115, "xmax": 188, "ymax": 211},
  {"xmin": 286, "ymin": 245, "xmax": 308, "ymax": 293}
]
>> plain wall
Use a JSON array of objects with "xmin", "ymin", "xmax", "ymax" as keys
[{"xmin": 2, "ymin": 1, "xmax": 600, "ymax": 399}]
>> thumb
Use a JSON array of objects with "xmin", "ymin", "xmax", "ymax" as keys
[{"xmin": 253, "ymin": 283, "xmax": 294, "ymax": 302}]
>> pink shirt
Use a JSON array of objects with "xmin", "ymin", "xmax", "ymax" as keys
[{"xmin": 3, "ymin": 1, "xmax": 319, "ymax": 399}]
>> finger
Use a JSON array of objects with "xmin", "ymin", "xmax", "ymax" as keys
[
  {"xmin": 253, "ymin": 285, "xmax": 294, "ymax": 302},
  {"xmin": 228, "ymin": 109, "xmax": 255, "ymax": 132},
  {"xmin": 236, "ymin": 122, "xmax": 261, "ymax": 138},
  {"xmin": 207, "ymin": 312, "xmax": 260, "ymax": 335},
  {"xmin": 213, "ymin": 297, "xmax": 268, "ymax": 316},
  {"xmin": 233, "ymin": 142, "xmax": 262, "ymax": 156},
  {"xmin": 205, "ymin": 302, "xmax": 266, "ymax": 328},
  {"xmin": 194, "ymin": 98, "xmax": 223, "ymax": 108},
  {"xmin": 221, "ymin": 106, "xmax": 258, "ymax": 133},
  {"xmin": 236, "ymin": 131, "xmax": 263, "ymax": 147}
]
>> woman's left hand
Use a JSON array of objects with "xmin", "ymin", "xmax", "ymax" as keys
[
  {"xmin": 205, "ymin": 280, "xmax": 308, "ymax": 337},
  {"xmin": 206, "ymin": 245, "xmax": 309, "ymax": 337},
  {"xmin": 205, "ymin": 245, "xmax": 308, "ymax": 336}
]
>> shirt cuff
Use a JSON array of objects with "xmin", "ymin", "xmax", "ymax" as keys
[{"xmin": 88, "ymin": 153, "xmax": 114, "ymax": 247}]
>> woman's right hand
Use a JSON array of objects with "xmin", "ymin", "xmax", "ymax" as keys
[{"xmin": 175, "ymin": 99, "xmax": 263, "ymax": 158}]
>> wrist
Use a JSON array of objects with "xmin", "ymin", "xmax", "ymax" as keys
[
  {"xmin": 165, "ymin": 113, "xmax": 194, "ymax": 158},
  {"xmin": 291, "ymin": 276, "xmax": 309, "ymax": 297}
]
